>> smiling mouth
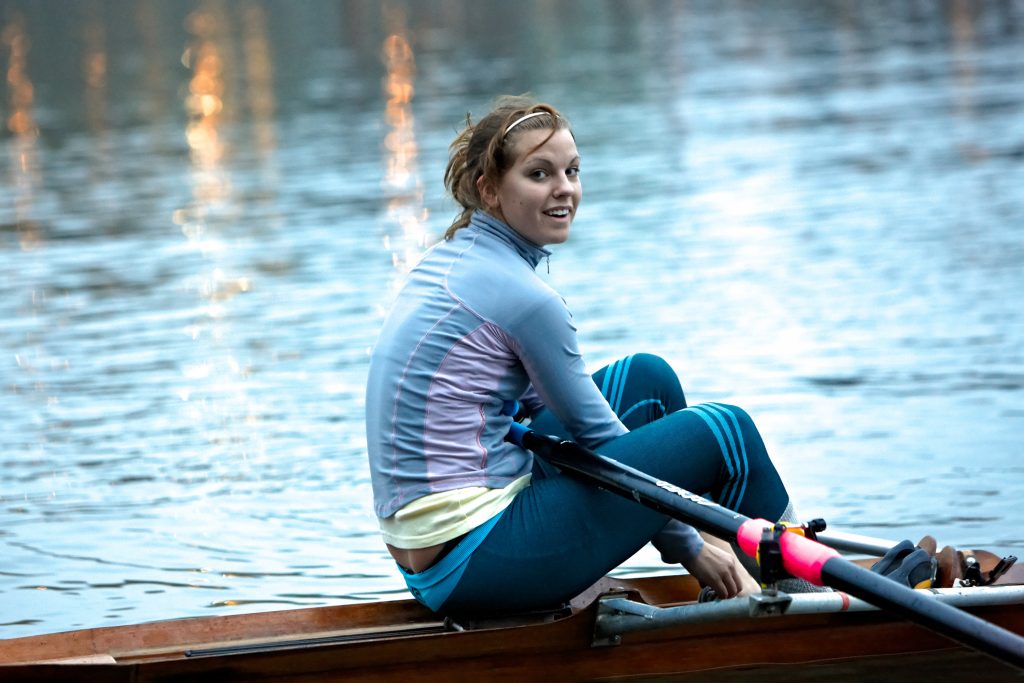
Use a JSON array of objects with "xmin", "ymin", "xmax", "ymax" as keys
[{"xmin": 543, "ymin": 208, "xmax": 572, "ymax": 218}]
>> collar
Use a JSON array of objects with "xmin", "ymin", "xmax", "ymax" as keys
[{"xmin": 469, "ymin": 210, "xmax": 552, "ymax": 271}]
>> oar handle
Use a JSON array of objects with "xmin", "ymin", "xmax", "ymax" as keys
[{"xmin": 506, "ymin": 420, "xmax": 531, "ymax": 447}]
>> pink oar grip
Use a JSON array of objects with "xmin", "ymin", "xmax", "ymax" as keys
[{"xmin": 737, "ymin": 518, "xmax": 841, "ymax": 586}]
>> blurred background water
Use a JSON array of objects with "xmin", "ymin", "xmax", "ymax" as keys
[{"xmin": 1, "ymin": 0, "xmax": 1022, "ymax": 639}]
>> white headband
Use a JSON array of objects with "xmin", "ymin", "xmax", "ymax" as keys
[{"xmin": 503, "ymin": 111, "xmax": 552, "ymax": 136}]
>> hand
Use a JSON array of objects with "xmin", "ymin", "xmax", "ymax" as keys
[{"xmin": 682, "ymin": 541, "xmax": 758, "ymax": 599}]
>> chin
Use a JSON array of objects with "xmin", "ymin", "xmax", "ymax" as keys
[{"xmin": 548, "ymin": 231, "xmax": 571, "ymax": 245}]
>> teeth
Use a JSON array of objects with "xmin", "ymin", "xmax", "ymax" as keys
[{"xmin": 546, "ymin": 208, "xmax": 569, "ymax": 217}]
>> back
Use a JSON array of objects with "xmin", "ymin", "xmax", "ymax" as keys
[{"xmin": 366, "ymin": 212, "xmax": 626, "ymax": 518}]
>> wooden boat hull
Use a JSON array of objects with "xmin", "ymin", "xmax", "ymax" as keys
[{"xmin": 2, "ymin": 561, "xmax": 1023, "ymax": 682}]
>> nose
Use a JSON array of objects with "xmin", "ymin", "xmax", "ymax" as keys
[{"xmin": 552, "ymin": 171, "xmax": 574, "ymax": 197}]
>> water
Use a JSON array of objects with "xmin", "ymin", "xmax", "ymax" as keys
[{"xmin": 1, "ymin": 0, "xmax": 1022, "ymax": 639}]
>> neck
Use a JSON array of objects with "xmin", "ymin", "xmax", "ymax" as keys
[{"xmin": 470, "ymin": 211, "xmax": 551, "ymax": 270}]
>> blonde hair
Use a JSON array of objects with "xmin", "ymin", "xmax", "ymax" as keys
[{"xmin": 443, "ymin": 95, "xmax": 570, "ymax": 240}]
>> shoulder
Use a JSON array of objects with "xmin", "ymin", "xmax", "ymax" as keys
[{"xmin": 446, "ymin": 232, "xmax": 563, "ymax": 321}]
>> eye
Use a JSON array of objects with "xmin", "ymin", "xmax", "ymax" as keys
[
  {"xmin": 529, "ymin": 169, "xmax": 549, "ymax": 180},
  {"xmin": 566, "ymin": 166, "xmax": 581, "ymax": 178}
]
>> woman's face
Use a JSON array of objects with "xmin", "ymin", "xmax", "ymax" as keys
[{"xmin": 483, "ymin": 128, "xmax": 581, "ymax": 246}]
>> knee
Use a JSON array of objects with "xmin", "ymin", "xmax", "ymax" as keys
[
  {"xmin": 628, "ymin": 353, "xmax": 685, "ymax": 407},
  {"xmin": 703, "ymin": 403, "xmax": 772, "ymax": 464},
  {"xmin": 630, "ymin": 352, "xmax": 673, "ymax": 376},
  {"xmin": 707, "ymin": 403, "xmax": 756, "ymax": 433}
]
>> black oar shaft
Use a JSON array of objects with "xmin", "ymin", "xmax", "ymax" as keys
[
  {"xmin": 522, "ymin": 430, "xmax": 745, "ymax": 539},
  {"xmin": 512, "ymin": 426, "xmax": 1024, "ymax": 671},
  {"xmin": 821, "ymin": 558, "xmax": 1024, "ymax": 669}
]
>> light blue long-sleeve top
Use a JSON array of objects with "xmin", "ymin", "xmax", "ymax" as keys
[{"xmin": 365, "ymin": 211, "xmax": 629, "ymax": 518}]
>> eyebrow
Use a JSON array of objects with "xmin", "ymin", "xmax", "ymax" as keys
[{"xmin": 522, "ymin": 153, "xmax": 581, "ymax": 166}]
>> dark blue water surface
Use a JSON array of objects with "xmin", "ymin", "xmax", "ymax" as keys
[{"xmin": 1, "ymin": 0, "xmax": 1022, "ymax": 637}]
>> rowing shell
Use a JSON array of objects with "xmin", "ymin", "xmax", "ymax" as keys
[{"xmin": 1, "ymin": 551, "xmax": 1022, "ymax": 682}]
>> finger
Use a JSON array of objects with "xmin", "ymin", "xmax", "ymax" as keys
[
  {"xmin": 726, "ymin": 572, "xmax": 741, "ymax": 598},
  {"xmin": 718, "ymin": 569, "xmax": 738, "ymax": 599},
  {"xmin": 710, "ymin": 560, "xmax": 733, "ymax": 598},
  {"xmin": 728, "ymin": 567, "xmax": 744, "ymax": 598}
]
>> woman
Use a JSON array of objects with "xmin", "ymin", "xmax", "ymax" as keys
[{"xmin": 365, "ymin": 95, "xmax": 799, "ymax": 615}]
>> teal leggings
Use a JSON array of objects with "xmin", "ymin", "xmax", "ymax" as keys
[{"xmin": 438, "ymin": 353, "xmax": 791, "ymax": 615}]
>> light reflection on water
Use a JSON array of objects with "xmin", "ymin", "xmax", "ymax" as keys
[{"xmin": 1, "ymin": 1, "xmax": 1022, "ymax": 637}]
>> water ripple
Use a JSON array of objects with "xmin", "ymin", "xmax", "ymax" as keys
[{"xmin": 1, "ymin": 0, "xmax": 1022, "ymax": 639}]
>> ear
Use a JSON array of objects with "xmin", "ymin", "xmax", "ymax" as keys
[{"xmin": 476, "ymin": 175, "xmax": 499, "ymax": 212}]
